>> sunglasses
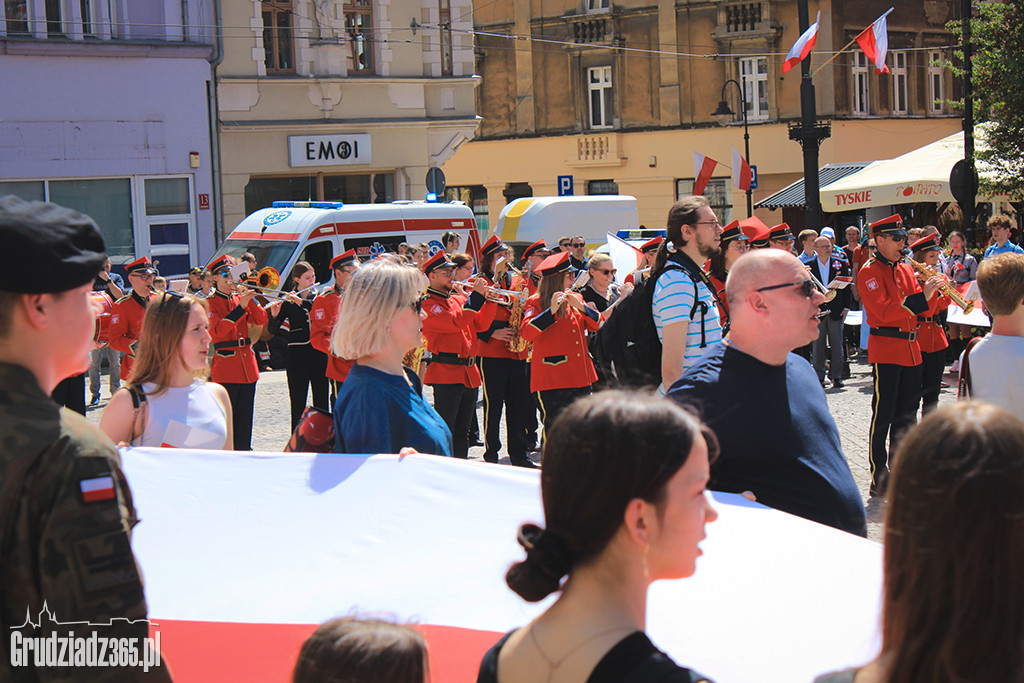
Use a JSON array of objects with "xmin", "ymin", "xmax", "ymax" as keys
[
  {"xmin": 155, "ymin": 290, "xmax": 184, "ymax": 313},
  {"xmin": 406, "ymin": 297, "xmax": 424, "ymax": 314},
  {"xmin": 570, "ymin": 242, "xmax": 585, "ymax": 248},
  {"xmin": 756, "ymin": 280, "xmax": 816, "ymax": 298},
  {"xmin": 597, "ymin": 269, "xmax": 616, "ymax": 276}
]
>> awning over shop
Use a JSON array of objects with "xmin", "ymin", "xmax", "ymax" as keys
[
  {"xmin": 820, "ymin": 131, "xmax": 972, "ymax": 212},
  {"xmin": 755, "ymin": 162, "xmax": 874, "ymax": 210}
]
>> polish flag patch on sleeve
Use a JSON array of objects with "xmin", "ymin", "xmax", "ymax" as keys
[
  {"xmin": 432, "ymin": 305, "xmax": 444, "ymax": 314},
  {"xmin": 80, "ymin": 476, "xmax": 116, "ymax": 504},
  {"xmin": 865, "ymin": 278, "xmax": 879, "ymax": 291},
  {"xmin": 313, "ymin": 309, "xmax": 324, "ymax": 320}
]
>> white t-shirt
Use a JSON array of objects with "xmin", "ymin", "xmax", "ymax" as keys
[
  {"xmin": 134, "ymin": 380, "xmax": 229, "ymax": 449},
  {"xmin": 962, "ymin": 334, "xmax": 1024, "ymax": 424}
]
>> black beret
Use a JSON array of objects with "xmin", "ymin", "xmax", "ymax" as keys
[{"xmin": 0, "ymin": 195, "xmax": 107, "ymax": 293}]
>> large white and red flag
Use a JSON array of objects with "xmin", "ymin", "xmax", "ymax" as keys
[
  {"xmin": 782, "ymin": 11, "xmax": 820, "ymax": 74},
  {"xmin": 693, "ymin": 153, "xmax": 719, "ymax": 195},
  {"xmin": 856, "ymin": 9, "xmax": 892, "ymax": 74},
  {"xmin": 121, "ymin": 448, "xmax": 883, "ymax": 682},
  {"xmin": 732, "ymin": 146, "xmax": 752, "ymax": 192}
]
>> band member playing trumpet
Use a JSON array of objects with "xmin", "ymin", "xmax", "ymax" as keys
[
  {"xmin": 421, "ymin": 251, "xmax": 495, "ymax": 459},
  {"xmin": 108, "ymin": 256, "xmax": 156, "ymax": 381},
  {"xmin": 858, "ymin": 215, "xmax": 944, "ymax": 496},
  {"xmin": 207, "ymin": 254, "xmax": 272, "ymax": 450},
  {"xmin": 476, "ymin": 235, "xmax": 535, "ymax": 468},
  {"xmin": 520, "ymin": 251, "xmax": 601, "ymax": 433},
  {"xmin": 909, "ymin": 234, "xmax": 952, "ymax": 415},
  {"xmin": 310, "ymin": 250, "xmax": 359, "ymax": 398}
]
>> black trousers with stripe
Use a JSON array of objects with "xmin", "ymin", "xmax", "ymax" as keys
[
  {"xmin": 432, "ymin": 383, "xmax": 478, "ymax": 459},
  {"xmin": 285, "ymin": 343, "xmax": 330, "ymax": 432},
  {"xmin": 919, "ymin": 349, "xmax": 945, "ymax": 416},
  {"xmin": 480, "ymin": 357, "xmax": 531, "ymax": 463},
  {"xmin": 869, "ymin": 362, "xmax": 923, "ymax": 488},
  {"xmin": 538, "ymin": 386, "xmax": 592, "ymax": 436},
  {"xmin": 221, "ymin": 381, "xmax": 257, "ymax": 451}
]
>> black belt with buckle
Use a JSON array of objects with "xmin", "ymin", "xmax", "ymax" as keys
[
  {"xmin": 430, "ymin": 352, "xmax": 476, "ymax": 366},
  {"xmin": 213, "ymin": 339, "xmax": 248, "ymax": 349},
  {"xmin": 871, "ymin": 326, "xmax": 918, "ymax": 341},
  {"xmin": 917, "ymin": 315, "xmax": 939, "ymax": 323}
]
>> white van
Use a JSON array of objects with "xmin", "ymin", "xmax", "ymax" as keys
[
  {"xmin": 494, "ymin": 195, "xmax": 640, "ymax": 254},
  {"xmin": 208, "ymin": 200, "xmax": 480, "ymax": 288}
]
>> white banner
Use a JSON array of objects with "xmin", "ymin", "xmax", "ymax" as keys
[{"xmin": 121, "ymin": 449, "xmax": 883, "ymax": 682}]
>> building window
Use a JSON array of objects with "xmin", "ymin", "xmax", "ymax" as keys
[
  {"xmin": 439, "ymin": 0, "xmax": 453, "ymax": 76},
  {"xmin": 587, "ymin": 66, "xmax": 614, "ymax": 129},
  {"xmin": 262, "ymin": 1, "xmax": 294, "ymax": 74},
  {"xmin": 588, "ymin": 179, "xmax": 619, "ymax": 195},
  {"xmin": 891, "ymin": 51, "xmax": 908, "ymax": 115},
  {"xmin": 45, "ymin": 0, "xmax": 62, "ymax": 35},
  {"xmin": 49, "ymin": 178, "xmax": 135, "ymax": 259},
  {"xmin": 852, "ymin": 50, "xmax": 870, "ymax": 115},
  {"xmin": 445, "ymin": 185, "xmax": 489, "ymax": 234},
  {"xmin": 740, "ymin": 57, "xmax": 769, "ymax": 120},
  {"xmin": 928, "ymin": 50, "xmax": 945, "ymax": 114},
  {"xmin": 3, "ymin": 0, "xmax": 29, "ymax": 34},
  {"xmin": 80, "ymin": 0, "xmax": 93, "ymax": 36},
  {"xmin": 675, "ymin": 178, "xmax": 733, "ymax": 225},
  {"xmin": 587, "ymin": 0, "xmax": 610, "ymax": 11},
  {"xmin": 244, "ymin": 172, "xmax": 393, "ymax": 216},
  {"xmin": 344, "ymin": 0, "xmax": 373, "ymax": 73}
]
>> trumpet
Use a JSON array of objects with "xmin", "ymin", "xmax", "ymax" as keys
[
  {"xmin": 257, "ymin": 282, "xmax": 322, "ymax": 304},
  {"xmin": 485, "ymin": 287, "xmax": 523, "ymax": 306},
  {"xmin": 902, "ymin": 253, "xmax": 976, "ymax": 313},
  {"xmin": 805, "ymin": 268, "xmax": 838, "ymax": 303}
]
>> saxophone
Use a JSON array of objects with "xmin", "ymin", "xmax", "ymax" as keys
[
  {"xmin": 506, "ymin": 284, "xmax": 530, "ymax": 353},
  {"xmin": 903, "ymin": 252, "xmax": 977, "ymax": 313}
]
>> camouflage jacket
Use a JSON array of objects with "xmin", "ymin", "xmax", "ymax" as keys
[{"xmin": 0, "ymin": 362, "xmax": 171, "ymax": 681}]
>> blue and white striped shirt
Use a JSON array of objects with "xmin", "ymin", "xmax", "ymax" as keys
[{"xmin": 652, "ymin": 266, "xmax": 722, "ymax": 381}]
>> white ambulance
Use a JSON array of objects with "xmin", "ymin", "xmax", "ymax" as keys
[
  {"xmin": 493, "ymin": 195, "xmax": 640, "ymax": 255},
  {"xmin": 208, "ymin": 200, "xmax": 481, "ymax": 288}
]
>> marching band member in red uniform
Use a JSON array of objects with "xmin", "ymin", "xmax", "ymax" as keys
[
  {"xmin": 706, "ymin": 220, "xmax": 749, "ymax": 326},
  {"xmin": 108, "ymin": 256, "xmax": 156, "ymax": 381},
  {"xmin": 909, "ymin": 234, "xmax": 952, "ymax": 415},
  {"xmin": 624, "ymin": 235, "xmax": 663, "ymax": 286},
  {"xmin": 520, "ymin": 251, "xmax": 601, "ymax": 433},
  {"xmin": 520, "ymin": 239, "xmax": 549, "ymax": 297},
  {"xmin": 310, "ymin": 250, "xmax": 359, "ymax": 398},
  {"xmin": 421, "ymin": 251, "xmax": 496, "ymax": 459},
  {"xmin": 475, "ymin": 235, "xmax": 535, "ymax": 468},
  {"xmin": 858, "ymin": 215, "xmax": 944, "ymax": 496},
  {"xmin": 768, "ymin": 223, "xmax": 796, "ymax": 254},
  {"xmin": 207, "ymin": 255, "xmax": 270, "ymax": 450}
]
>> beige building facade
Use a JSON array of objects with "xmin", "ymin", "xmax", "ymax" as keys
[
  {"xmin": 218, "ymin": 0, "xmax": 481, "ymax": 231},
  {"xmin": 442, "ymin": 0, "xmax": 963, "ymax": 232}
]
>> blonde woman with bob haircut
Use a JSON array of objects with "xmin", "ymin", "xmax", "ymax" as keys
[
  {"xmin": 100, "ymin": 292, "xmax": 232, "ymax": 449},
  {"xmin": 330, "ymin": 259, "xmax": 453, "ymax": 456}
]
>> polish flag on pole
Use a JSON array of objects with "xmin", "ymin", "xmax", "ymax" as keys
[
  {"xmin": 782, "ymin": 11, "xmax": 820, "ymax": 74},
  {"xmin": 856, "ymin": 8, "xmax": 892, "ymax": 74},
  {"xmin": 732, "ymin": 146, "xmax": 752, "ymax": 192},
  {"xmin": 693, "ymin": 153, "xmax": 718, "ymax": 195}
]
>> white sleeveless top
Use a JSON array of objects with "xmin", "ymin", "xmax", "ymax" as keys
[{"xmin": 134, "ymin": 380, "xmax": 228, "ymax": 450}]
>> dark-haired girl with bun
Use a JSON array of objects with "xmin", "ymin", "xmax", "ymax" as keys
[{"xmin": 476, "ymin": 391, "xmax": 718, "ymax": 683}]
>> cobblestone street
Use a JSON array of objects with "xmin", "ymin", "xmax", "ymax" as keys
[{"xmin": 86, "ymin": 351, "xmax": 957, "ymax": 543}]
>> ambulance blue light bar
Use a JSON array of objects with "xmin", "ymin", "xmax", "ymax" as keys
[
  {"xmin": 271, "ymin": 201, "xmax": 345, "ymax": 209},
  {"xmin": 615, "ymin": 228, "xmax": 666, "ymax": 240}
]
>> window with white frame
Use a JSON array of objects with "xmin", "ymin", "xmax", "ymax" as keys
[
  {"xmin": 587, "ymin": 0, "xmax": 610, "ymax": 11},
  {"xmin": 852, "ymin": 50, "xmax": 870, "ymax": 115},
  {"xmin": 44, "ymin": 0, "xmax": 62, "ymax": 35},
  {"xmin": 3, "ymin": 0, "xmax": 29, "ymax": 33},
  {"xmin": 587, "ymin": 66, "xmax": 614, "ymax": 129},
  {"xmin": 740, "ymin": 57, "xmax": 769, "ymax": 120},
  {"xmin": 891, "ymin": 51, "xmax": 908, "ymax": 115},
  {"xmin": 928, "ymin": 50, "xmax": 945, "ymax": 114},
  {"xmin": 262, "ymin": 0, "xmax": 294, "ymax": 73},
  {"xmin": 675, "ymin": 178, "xmax": 733, "ymax": 225}
]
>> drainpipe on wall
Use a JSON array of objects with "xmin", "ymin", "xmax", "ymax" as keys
[{"xmin": 206, "ymin": 0, "xmax": 225, "ymax": 251}]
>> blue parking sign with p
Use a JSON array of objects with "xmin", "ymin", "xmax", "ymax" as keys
[{"xmin": 558, "ymin": 175, "xmax": 574, "ymax": 196}]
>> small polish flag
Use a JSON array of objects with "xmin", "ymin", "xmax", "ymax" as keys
[
  {"xmin": 80, "ymin": 476, "xmax": 116, "ymax": 503},
  {"xmin": 693, "ymin": 153, "xmax": 718, "ymax": 196},
  {"xmin": 782, "ymin": 11, "xmax": 820, "ymax": 74},
  {"xmin": 732, "ymin": 146, "xmax": 752, "ymax": 192},
  {"xmin": 856, "ymin": 9, "xmax": 892, "ymax": 74}
]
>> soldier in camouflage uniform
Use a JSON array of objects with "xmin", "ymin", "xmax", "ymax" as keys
[{"xmin": 0, "ymin": 195, "xmax": 171, "ymax": 681}]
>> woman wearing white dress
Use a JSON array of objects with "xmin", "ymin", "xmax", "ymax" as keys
[{"xmin": 100, "ymin": 292, "xmax": 233, "ymax": 450}]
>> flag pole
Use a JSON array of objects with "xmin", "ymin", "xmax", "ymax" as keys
[{"xmin": 810, "ymin": 8, "xmax": 893, "ymax": 78}]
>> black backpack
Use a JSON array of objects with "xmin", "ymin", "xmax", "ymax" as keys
[{"xmin": 592, "ymin": 254, "xmax": 727, "ymax": 388}]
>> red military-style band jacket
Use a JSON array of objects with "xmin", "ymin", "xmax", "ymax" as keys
[
  {"xmin": 108, "ymin": 290, "xmax": 151, "ymax": 381},
  {"xmin": 421, "ymin": 288, "xmax": 496, "ymax": 388},
  {"xmin": 519, "ymin": 293, "xmax": 600, "ymax": 393},
  {"xmin": 207, "ymin": 290, "xmax": 268, "ymax": 384},
  {"xmin": 309, "ymin": 288, "xmax": 355, "ymax": 383}
]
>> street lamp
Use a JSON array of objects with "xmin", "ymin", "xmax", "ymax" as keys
[{"xmin": 711, "ymin": 78, "xmax": 752, "ymax": 217}]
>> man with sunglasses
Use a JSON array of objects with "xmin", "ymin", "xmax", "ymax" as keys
[
  {"xmin": 858, "ymin": 214, "xmax": 944, "ymax": 497},
  {"xmin": 668, "ymin": 249, "xmax": 866, "ymax": 536},
  {"xmin": 310, "ymin": 250, "xmax": 360, "ymax": 399},
  {"xmin": 567, "ymin": 235, "xmax": 588, "ymax": 270},
  {"xmin": 107, "ymin": 256, "xmax": 157, "ymax": 382}
]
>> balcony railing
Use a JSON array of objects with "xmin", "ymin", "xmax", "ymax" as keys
[{"xmin": 569, "ymin": 133, "xmax": 625, "ymax": 167}]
